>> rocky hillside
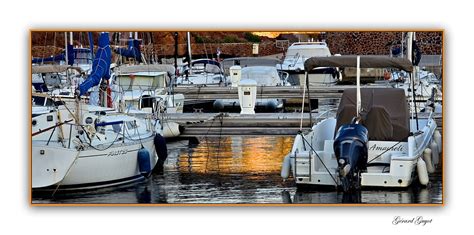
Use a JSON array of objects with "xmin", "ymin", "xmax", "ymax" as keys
[{"xmin": 31, "ymin": 31, "xmax": 442, "ymax": 59}]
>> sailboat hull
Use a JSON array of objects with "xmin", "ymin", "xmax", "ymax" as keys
[{"xmin": 32, "ymin": 137, "xmax": 156, "ymax": 191}]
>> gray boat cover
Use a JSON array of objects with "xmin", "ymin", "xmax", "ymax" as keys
[
  {"xmin": 222, "ymin": 57, "xmax": 281, "ymax": 75},
  {"xmin": 335, "ymin": 88, "xmax": 410, "ymax": 141},
  {"xmin": 115, "ymin": 64, "xmax": 175, "ymax": 75},
  {"xmin": 32, "ymin": 65, "xmax": 83, "ymax": 74},
  {"xmin": 304, "ymin": 56, "xmax": 413, "ymax": 73}
]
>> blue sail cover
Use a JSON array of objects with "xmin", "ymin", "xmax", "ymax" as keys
[
  {"xmin": 114, "ymin": 38, "xmax": 142, "ymax": 62},
  {"xmin": 78, "ymin": 32, "xmax": 111, "ymax": 96},
  {"xmin": 32, "ymin": 44, "xmax": 75, "ymax": 65}
]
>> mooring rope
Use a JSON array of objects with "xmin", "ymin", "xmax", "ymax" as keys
[{"xmin": 51, "ymin": 149, "xmax": 81, "ymax": 197}]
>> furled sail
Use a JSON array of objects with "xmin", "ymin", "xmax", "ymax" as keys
[{"xmin": 78, "ymin": 32, "xmax": 111, "ymax": 96}]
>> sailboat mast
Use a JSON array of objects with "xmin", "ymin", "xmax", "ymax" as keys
[
  {"xmin": 356, "ymin": 56, "xmax": 361, "ymax": 118},
  {"xmin": 65, "ymin": 32, "xmax": 69, "ymax": 66},
  {"xmin": 407, "ymin": 32, "xmax": 419, "ymax": 130},
  {"xmin": 187, "ymin": 32, "xmax": 192, "ymax": 74}
]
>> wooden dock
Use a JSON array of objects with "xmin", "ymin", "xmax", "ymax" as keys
[
  {"xmin": 172, "ymin": 85, "xmax": 442, "ymax": 106},
  {"xmin": 172, "ymin": 85, "xmax": 383, "ymax": 100},
  {"xmin": 163, "ymin": 112, "xmax": 442, "ymax": 137}
]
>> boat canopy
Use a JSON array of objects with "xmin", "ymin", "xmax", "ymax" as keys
[
  {"xmin": 116, "ymin": 64, "xmax": 175, "ymax": 75},
  {"xmin": 222, "ymin": 57, "xmax": 280, "ymax": 67},
  {"xmin": 335, "ymin": 88, "xmax": 410, "ymax": 141},
  {"xmin": 32, "ymin": 65, "xmax": 84, "ymax": 74},
  {"xmin": 241, "ymin": 66, "xmax": 281, "ymax": 86},
  {"xmin": 304, "ymin": 56, "xmax": 413, "ymax": 72}
]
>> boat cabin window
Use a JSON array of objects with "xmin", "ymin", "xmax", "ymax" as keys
[
  {"xmin": 85, "ymin": 117, "xmax": 94, "ymax": 124},
  {"xmin": 140, "ymin": 95, "xmax": 154, "ymax": 110},
  {"xmin": 32, "ymin": 96, "xmax": 54, "ymax": 107}
]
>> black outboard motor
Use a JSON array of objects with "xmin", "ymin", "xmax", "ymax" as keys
[{"xmin": 333, "ymin": 122, "xmax": 369, "ymax": 192}]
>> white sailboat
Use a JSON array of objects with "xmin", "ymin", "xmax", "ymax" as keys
[
  {"xmin": 32, "ymin": 104, "xmax": 162, "ymax": 190},
  {"xmin": 32, "ymin": 32, "xmax": 167, "ymax": 192}
]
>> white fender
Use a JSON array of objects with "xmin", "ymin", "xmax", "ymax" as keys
[
  {"xmin": 281, "ymin": 154, "xmax": 291, "ymax": 179},
  {"xmin": 423, "ymin": 148, "xmax": 435, "ymax": 173},
  {"xmin": 430, "ymin": 141, "xmax": 440, "ymax": 167},
  {"xmin": 434, "ymin": 130, "xmax": 442, "ymax": 153},
  {"xmin": 417, "ymin": 158, "xmax": 430, "ymax": 186},
  {"xmin": 162, "ymin": 122, "xmax": 181, "ymax": 138}
]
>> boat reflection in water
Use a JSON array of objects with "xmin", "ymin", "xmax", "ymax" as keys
[{"xmin": 282, "ymin": 173, "xmax": 442, "ymax": 204}]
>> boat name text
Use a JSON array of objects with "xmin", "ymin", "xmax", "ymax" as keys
[
  {"xmin": 368, "ymin": 144, "xmax": 405, "ymax": 152},
  {"xmin": 107, "ymin": 150, "xmax": 128, "ymax": 157}
]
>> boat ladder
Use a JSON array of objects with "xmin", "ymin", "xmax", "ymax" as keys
[{"xmin": 294, "ymin": 151, "xmax": 312, "ymax": 182}]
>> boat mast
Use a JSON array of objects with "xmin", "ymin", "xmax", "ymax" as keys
[
  {"xmin": 356, "ymin": 56, "xmax": 361, "ymax": 118},
  {"xmin": 400, "ymin": 32, "xmax": 404, "ymax": 59},
  {"xmin": 65, "ymin": 32, "xmax": 69, "ymax": 66},
  {"xmin": 407, "ymin": 32, "xmax": 419, "ymax": 130},
  {"xmin": 65, "ymin": 32, "xmax": 72, "ymax": 95},
  {"xmin": 186, "ymin": 32, "xmax": 192, "ymax": 75}
]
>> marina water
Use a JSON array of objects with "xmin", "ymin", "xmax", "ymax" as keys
[{"xmin": 32, "ymin": 136, "xmax": 442, "ymax": 204}]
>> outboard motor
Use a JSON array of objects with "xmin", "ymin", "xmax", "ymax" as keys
[{"xmin": 333, "ymin": 122, "xmax": 368, "ymax": 192}]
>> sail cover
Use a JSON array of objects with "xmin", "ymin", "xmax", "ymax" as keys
[
  {"xmin": 78, "ymin": 32, "xmax": 111, "ymax": 96},
  {"xmin": 304, "ymin": 56, "xmax": 413, "ymax": 72},
  {"xmin": 114, "ymin": 38, "xmax": 142, "ymax": 62}
]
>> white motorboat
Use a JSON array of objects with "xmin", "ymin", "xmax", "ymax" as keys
[
  {"xmin": 213, "ymin": 65, "xmax": 289, "ymax": 111},
  {"xmin": 277, "ymin": 41, "xmax": 338, "ymax": 86},
  {"xmin": 281, "ymin": 55, "xmax": 442, "ymax": 192},
  {"xmin": 114, "ymin": 64, "xmax": 185, "ymax": 138}
]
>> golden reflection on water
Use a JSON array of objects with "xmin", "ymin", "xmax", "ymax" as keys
[{"xmin": 178, "ymin": 136, "xmax": 294, "ymax": 174}]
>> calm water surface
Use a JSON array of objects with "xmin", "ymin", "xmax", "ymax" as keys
[{"xmin": 32, "ymin": 136, "xmax": 442, "ymax": 204}]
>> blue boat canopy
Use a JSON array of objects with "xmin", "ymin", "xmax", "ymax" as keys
[{"xmin": 114, "ymin": 38, "xmax": 142, "ymax": 62}]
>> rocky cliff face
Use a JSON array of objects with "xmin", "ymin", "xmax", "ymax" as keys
[
  {"xmin": 31, "ymin": 31, "xmax": 442, "ymax": 59},
  {"xmin": 326, "ymin": 32, "xmax": 442, "ymax": 55}
]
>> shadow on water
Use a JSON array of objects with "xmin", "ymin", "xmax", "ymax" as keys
[{"xmin": 32, "ymin": 136, "xmax": 442, "ymax": 204}]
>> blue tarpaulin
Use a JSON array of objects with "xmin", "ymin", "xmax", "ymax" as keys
[
  {"xmin": 78, "ymin": 32, "xmax": 111, "ymax": 96},
  {"xmin": 114, "ymin": 38, "xmax": 142, "ymax": 62}
]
